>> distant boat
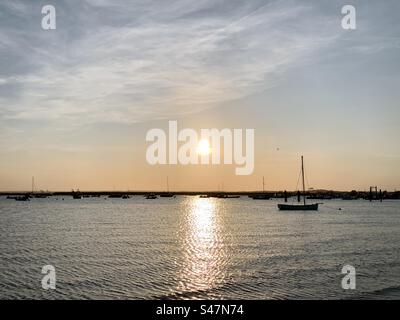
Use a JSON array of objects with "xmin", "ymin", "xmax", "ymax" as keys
[
  {"xmin": 72, "ymin": 190, "xmax": 82, "ymax": 199},
  {"xmin": 251, "ymin": 177, "xmax": 270, "ymax": 200},
  {"xmin": 277, "ymin": 203, "xmax": 319, "ymax": 211},
  {"xmin": 33, "ymin": 193, "xmax": 51, "ymax": 198},
  {"xmin": 15, "ymin": 195, "xmax": 30, "ymax": 202},
  {"xmin": 251, "ymin": 194, "xmax": 270, "ymax": 200},
  {"xmin": 160, "ymin": 193, "xmax": 175, "ymax": 198},
  {"xmin": 199, "ymin": 195, "xmax": 209, "ymax": 198},
  {"xmin": 307, "ymin": 195, "xmax": 332, "ymax": 200},
  {"xmin": 108, "ymin": 194, "xmax": 123, "ymax": 198},
  {"xmin": 278, "ymin": 156, "xmax": 319, "ymax": 211},
  {"xmin": 108, "ymin": 193, "xmax": 131, "ymax": 199},
  {"xmin": 145, "ymin": 194, "xmax": 157, "ymax": 199},
  {"xmin": 215, "ymin": 194, "xmax": 240, "ymax": 198},
  {"xmin": 160, "ymin": 177, "xmax": 175, "ymax": 197}
]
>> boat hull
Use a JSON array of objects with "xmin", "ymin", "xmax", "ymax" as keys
[
  {"xmin": 278, "ymin": 203, "xmax": 319, "ymax": 211},
  {"xmin": 251, "ymin": 195, "xmax": 270, "ymax": 200},
  {"xmin": 159, "ymin": 193, "xmax": 175, "ymax": 198}
]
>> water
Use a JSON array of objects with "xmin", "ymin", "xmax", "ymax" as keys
[{"xmin": 0, "ymin": 196, "xmax": 399, "ymax": 300}]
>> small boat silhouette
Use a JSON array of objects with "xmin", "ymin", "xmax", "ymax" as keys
[
  {"xmin": 251, "ymin": 177, "xmax": 270, "ymax": 199},
  {"xmin": 72, "ymin": 189, "xmax": 82, "ymax": 199},
  {"xmin": 15, "ymin": 195, "xmax": 30, "ymax": 201},
  {"xmin": 278, "ymin": 156, "xmax": 319, "ymax": 211},
  {"xmin": 159, "ymin": 177, "xmax": 175, "ymax": 197},
  {"xmin": 159, "ymin": 193, "xmax": 175, "ymax": 198},
  {"xmin": 251, "ymin": 194, "xmax": 270, "ymax": 200},
  {"xmin": 278, "ymin": 203, "xmax": 319, "ymax": 211},
  {"xmin": 108, "ymin": 194, "xmax": 123, "ymax": 198}
]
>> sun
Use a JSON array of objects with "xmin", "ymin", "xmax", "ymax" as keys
[{"xmin": 197, "ymin": 139, "xmax": 211, "ymax": 156}]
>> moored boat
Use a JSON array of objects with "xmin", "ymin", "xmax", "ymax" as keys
[
  {"xmin": 251, "ymin": 177, "xmax": 270, "ymax": 200},
  {"xmin": 160, "ymin": 177, "xmax": 175, "ymax": 197},
  {"xmin": 278, "ymin": 203, "xmax": 319, "ymax": 211},
  {"xmin": 72, "ymin": 189, "xmax": 82, "ymax": 199},
  {"xmin": 251, "ymin": 194, "xmax": 270, "ymax": 200},
  {"xmin": 278, "ymin": 156, "xmax": 319, "ymax": 211},
  {"xmin": 160, "ymin": 193, "xmax": 175, "ymax": 198},
  {"xmin": 15, "ymin": 195, "xmax": 30, "ymax": 201}
]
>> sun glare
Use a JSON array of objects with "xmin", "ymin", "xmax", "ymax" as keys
[{"xmin": 197, "ymin": 139, "xmax": 211, "ymax": 156}]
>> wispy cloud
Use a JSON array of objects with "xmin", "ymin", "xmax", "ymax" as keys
[{"xmin": 0, "ymin": 0, "xmax": 392, "ymax": 126}]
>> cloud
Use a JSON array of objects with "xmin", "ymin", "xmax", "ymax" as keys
[{"xmin": 0, "ymin": 0, "xmax": 389, "ymax": 126}]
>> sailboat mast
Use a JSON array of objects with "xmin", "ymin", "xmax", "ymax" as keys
[
  {"xmin": 262, "ymin": 176, "xmax": 265, "ymax": 192},
  {"xmin": 167, "ymin": 176, "xmax": 169, "ymax": 192},
  {"xmin": 301, "ymin": 156, "xmax": 306, "ymax": 205}
]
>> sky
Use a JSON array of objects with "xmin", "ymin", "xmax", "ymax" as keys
[{"xmin": 0, "ymin": 0, "xmax": 399, "ymax": 191}]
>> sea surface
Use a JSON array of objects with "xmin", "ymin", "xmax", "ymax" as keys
[{"xmin": 0, "ymin": 196, "xmax": 399, "ymax": 300}]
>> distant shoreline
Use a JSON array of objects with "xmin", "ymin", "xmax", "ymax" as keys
[{"xmin": 1, "ymin": 190, "xmax": 400, "ymax": 200}]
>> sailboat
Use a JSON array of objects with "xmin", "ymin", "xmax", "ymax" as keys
[
  {"xmin": 15, "ymin": 194, "xmax": 30, "ymax": 201},
  {"xmin": 251, "ymin": 176, "xmax": 270, "ymax": 200},
  {"xmin": 72, "ymin": 189, "xmax": 82, "ymax": 199},
  {"xmin": 278, "ymin": 156, "xmax": 319, "ymax": 211},
  {"xmin": 160, "ymin": 176, "xmax": 175, "ymax": 197}
]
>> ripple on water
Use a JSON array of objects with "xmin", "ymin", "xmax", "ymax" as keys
[{"xmin": 0, "ymin": 197, "xmax": 400, "ymax": 299}]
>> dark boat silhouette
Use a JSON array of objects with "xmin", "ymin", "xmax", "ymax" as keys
[
  {"xmin": 15, "ymin": 195, "xmax": 30, "ymax": 201},
  {"xmin": 159, "ymin": 177, "xmax": 175, "ymax": 197},
  {"xmin": 278, "ymin": 156, "xmax": 319, "ymax": 211},
  {"xmin": 160, "ymin": 193, "xmax": 175, "ymax": 198},
  {"xmin": 108, "ymin": 194, "xmax": 123, "ymax": 198},
  {"xmin": 72, "ymin": 189, "xmax": 82, "ymax": 199},
  {"xmin": 145, "ymin": 194, "xmax": 157, "ymax": 199},
  {"xmin": 251, "ymin": 193, "xmax": 270, "ymax": 200},
  {"xmin": 251, "ymin": 177, "xmax": 270, "ymax": 199},
  {"xmin": 278, "ymin": 203, "xmax": 319, "ymax": 211}
]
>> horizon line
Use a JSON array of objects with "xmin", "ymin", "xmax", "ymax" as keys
[{"xmin": 1, "ymin": 189, "xmax": 398, "ymax": 194}]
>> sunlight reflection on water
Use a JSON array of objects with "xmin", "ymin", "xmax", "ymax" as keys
[
  {"xmin": 1, "ymin": 197, "xmax": 400, "ymax": 299},
  {"xmin": 178, "ymin": 197, "xmax": 227, "ymax": 294}
]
